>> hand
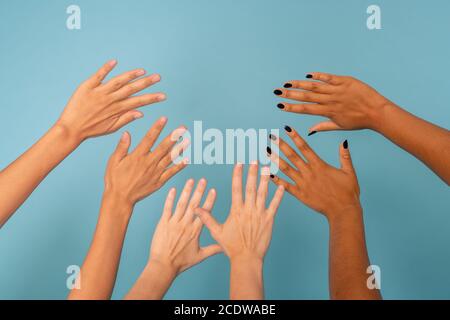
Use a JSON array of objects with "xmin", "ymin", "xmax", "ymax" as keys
[
  {"xmin": 149, "ymin": 179, "xmax": 222, "ymax": 275},
  {"xmin": 268, "ymin": 126, "xmax": 360, "ymax": 221},
  {"xmin": 195, "ymin": 163, "xmax": 285, "ymax": 263},
  {"xmin": 104, "ymin": 116, "xmax": 189, "ymax": 210},
  {"xmin": 274, "ymin": 73, "xmax": 391, "ymax": 133},
  {"xmin": 56, "ymin": 60, "xmax": 166, "ymax": 143}
]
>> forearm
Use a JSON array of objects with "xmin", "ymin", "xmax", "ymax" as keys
[
  {"xmin": 0, "ymin": 124, "xmax": 81, "ymax": 227},
  {"xmin": 328, "ymin": 206, "xmax": 381, "ymax": 300},
  {"xmin": 125, "ymin": 260, "xmax": 176, "ymax": 300},
  {"xmin": 68, "ymin": 194, "xmax": 132, "ymax": 300},
  {"xmin": 230, "ymin": 256, "xmax": 264, "ymax": 300},
  {"xmin": 374, "ymin": 102, "xmax": 450, "ymax": 184}
]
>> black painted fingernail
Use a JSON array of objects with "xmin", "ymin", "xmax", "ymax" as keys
[
  {"xmin": 343, "ymin": 140, "xmax": 348, "ymax": 149},
  {"xmin": 284, "ymin": 125, "xmax": 292, "ymax": 133},
  {"xmin": 277, "ymin": 103, "xmax": 285, "ymax": 109},
  {"xmin": 283, "ymin": 83, "xmax": 292, "ymax": 88},
  {"xmin": 266, "ymin": 146, "xmax": 272, "ymax": 154},
  {"xmin": 269, "ymin": 134, "xmax": 277, "ymax": 141},
  {"xmin": 274, "ymin": 89, "xmax": 282, "ymax": 95},
  {"xmin": 270, "ymin": 174, "xmax": 275, "ymax": 179},
  {"xmin": 308, "ymin": 131, "xmax": 317, "ymax": 136},
  {"xmin": 306, "ymin": 74, "xmax": 313, "ymax": 79}
]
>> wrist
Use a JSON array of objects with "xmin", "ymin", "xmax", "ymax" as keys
[
  {"xmin": 146, "ymin": 258, "xmax": 178, "ymax": 280},
  {"xmin": 230, "ymin": 253, "xmax": 264, "ymax": 269},
  {"xmin": 369, "ymin": 100, "xmax": 398, "ymax": 133},
  {"xmin": 100, "ymin": 191, "xmax": 134, "ymax": 223},
  {"xmin": 326, "ymin": 204, "xmax": 364, "ymax": 228},
  {"xmin": 51, "ymin": 121, "xmax": 84, "ymax": 147}
]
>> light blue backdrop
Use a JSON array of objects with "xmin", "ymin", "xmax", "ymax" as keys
[{"xmin": 0, "ymin": 0, "xmax": 449, "ymax": 299}]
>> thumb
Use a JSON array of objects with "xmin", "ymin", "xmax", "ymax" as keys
[
  {"xmin": 309, "ymin": 120, "xmax": 342, "ymax": 134},
  {"xmin": 112, "ymin": 131, "xmax": 131, "ymax": 162},
  {"xmin": 199, "ymin": 244, "xmax": 223, "ymax": 261},
  {"xmin": 339, "ymin": 140, "xmax": 355, "ymax": 174},
  {"xmin": 194, "ymin": 208, "xmax": 221, "ymax": 235}
]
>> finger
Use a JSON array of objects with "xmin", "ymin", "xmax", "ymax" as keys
[
  {"xmin": 151, "ymin": 126, "xmax": 187, "ymax": 162},
  {"xmin": 266, "ymin": 147, "xmax": 301, "ymax": 182},
  {"xmin": 339, "ymin": 140, "xmax": 355, "ymax": 174},
  {"xmin": 193, "ymin": 188, "xmax": 217, "ymax": 231},
  {"xmin": 231, "ymin": 163, "xmax": 244, "ymax": 207},
  {"xmin": 245, "ymin": 161, "xmax": 258, "ymax": 206},
  {"xmin": 107, "ymin": 110, "xmax": 144, "ymax": 133},
  {"xmin": 111, "ymin": 74, "xmax": 161, "ymax": 100},
  {"xmin": 198, "ymin": 244, "xmax": 223, "ymax": 262},
  {"xmin": 110, "ymin": 131, "xmax": 131, "ymax": 163},
  {"xmin": 134, "ymin": 117, "xmax": 168, "ymax": 154},
  {"xmin": 194, "ymin": 208, "xmax": 221, "ymax": 236},
  {"xmin": 283, "ymin": 80, "xmax": 336, "ymax": 94},
  {"xmin": 277, "ymin": 102, "xmax": 331, "ymax": 117},
  {"xmin": 101, "ymin": 68, "xmax": 147, "ymax": 93},
  {"xmin": 202, "ymin": 188, "xmax": 217, "ymax": 212},
  {"xmin": 274, "ymin": 88, "xmax": 330, "ymax": 104},
  {"xmin": 162, "ymin": 187, "xmax": 177, "ymax": 220},
  {"xmin": 158, "ymin": 137, "xmax": 191, "ymax": 171},
  {"xmin": 284, "ymin": 126, "xmax": 321, "ymax": 164},
  {"xmin": 115, "ymin": 92, "xmax": 166, "ymax": 112},
  {"xmin": 306, "ymin": 72, "xmax": 343, "ymax": 85},
  {"xmin": 256, "ymin": 167, "xmax": 270, "ymax": 211},
  {"xmin": 85, "ymin": 60, "xmax": 117, "ymax": 88},
  {"xmin": 173, "ymin": 179, "xmax": 195, "ymax": 220},
  {"xmin": 270, "ymin": 134, "xmax": 307, "ymax": 171},
  {"xmin": 267, "ymin": 186, "xmax": 285, "ymax": 218},
  {"xmin": 270, "ymin": 174, "xmax": 296, "ymax": 195},
  {"xmin": 309, "ymin": 121, "xmax": 343, "ymax": 133},
  {"xmin": 183, "ymin": 178, "xmax": 208, "ymax": 222},
  {"xmin": 159, "ymin": 158, "xmax": 189, "ymax": 185}
]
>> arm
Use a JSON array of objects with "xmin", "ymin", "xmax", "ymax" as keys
[
  {"xmin": 195, "ymin": 163, "xmax": 285, "ymax": 300},
  {"xmin": 328, "ymin": 205, "xmax": 379, "ymax": 299},
  {"xmin": 269, "ymin": 127, "xmax": 380, "ymax": 299},
  {"xmin": 68, "ymin": 117, "xmax": 189, "ymax": 300},
  {"xmin": 0, "ymin": 60, "xmax": 165, "ymax": 227},
  {"xmin": 126, "ymin": 179, "xmax": 221, "ymax": 300},
  {"xmin": 274, "ymin": 73, "xmax": 450, "ymax": 184}
]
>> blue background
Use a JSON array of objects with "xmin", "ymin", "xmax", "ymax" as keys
[{"xmin": 0, "ymin": 0, "xmax": 449, "ymax": 299}]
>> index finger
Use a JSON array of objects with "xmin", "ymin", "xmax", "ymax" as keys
[
  {"xmin": 85, "ymin": 60, "xmax": 117, "ymax": 88},
  {"xmin": 133, "ymin": 117, "xmax": 168, "ymax": 155}
]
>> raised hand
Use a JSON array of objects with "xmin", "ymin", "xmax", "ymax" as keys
[
  {"xmin": 68, "ymin": 117, "xmax": 189, "ymax": 300},
  {"xmin": 104, "ymin": 116, "xmax": 189, "ymax": 208},
  {"xmin": 57, "ymin": 60, "xmax": 165, "ymax": 143},
  {"xmin": 126, "ymin": 179, "xmax": 222, "ymax": 300},
  {"xmin": 268, "ymin": 126, "xmax": 381, "ymax": 300},
  {"xmin": 274, "ymin": 73, "xmax": 450, "ymax": 184},
  {"xmin": 268, "ymin": 126, "xmax": 360, "ymax": 220},
  {"xmin": 195, "ymin": 163, "xmax": 285, "ymax": 300}
]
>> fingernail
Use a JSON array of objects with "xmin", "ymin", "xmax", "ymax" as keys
[
  {"xmin": 270, "ymin": 174, "xmax": 275, "ymax": 179},
  {"xmin": 136, "ymin": 69, "xmax": 146, "ymax": 76},
  {"xmin": 284, "ymin": 125, "xmax": 292, "ymax": 133},
  {"xmin": 158, "ymin": 93, "xmax": 167, "ymax": 101},
  {"xmin": 277, "ymin": 103, "xmax": 285, "ymax": 109},
  {"xmin": 273, "ymin": 89, "xmax": 282, "ymax": 96},
  {"xmin": 269, "ymin": 134, "xmax": 277, "ymax": 141},
  {"xmin": 134, "ymin": 112, "xmax": 143, "ymax": 119},
  {"xmin": 121, "ymin": 131, "xmax": 129, "ymax": 142},
  {"xmin": 306, "ymin": 74, "xmax": 313, "ymax": 79},
  {"xmin": 109, "ymin": 59, "xmax": 117, "ymax": 66},
  {"xmin": 261, "ymin": 166, "xmax": 270, "ymax": 176},
  {"xmin": 250, "ymin": 160, "xmax": 258, "ymax": 165},
  {"xmin": 283, "ymin": 83, "xmax": 292, "ymax": 88},
  {"xmin": 266, "ymin": 146, "xmax": 272, "ymax": 155},
  {"xmin": 308, "ymin": 131, "xmax": 317, "ymax": 136},
  {"xmin": 343, "ymin": 140, "xmax": 348, "ymax": 149}
]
